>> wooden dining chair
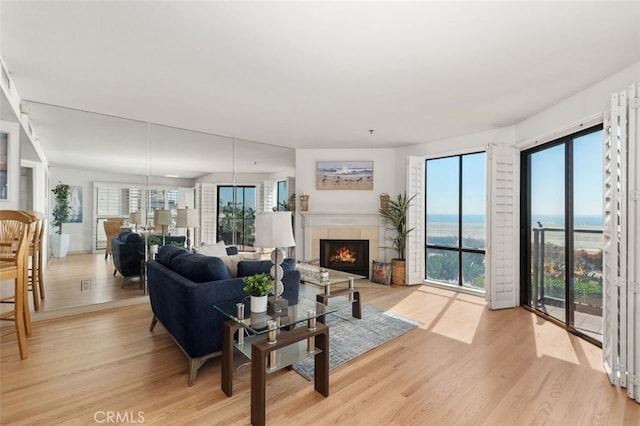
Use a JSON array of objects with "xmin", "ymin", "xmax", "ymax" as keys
[
  {"xmin": 0, "ymin": 210, "xmax": 35, "ymax": 360},
  {"xmin": 104, "ymin": 218, "xmax": 124, "ymax": 260},
  {"xmin": 26, "ymin": 211, "xmax": 47, "ymax": 311}
]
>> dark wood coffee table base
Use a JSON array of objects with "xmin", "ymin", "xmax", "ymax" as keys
[
  {"xmin": 222, "ymin": 320, "xmax": 329, "ymax": 426},
  {"xmin": 316, "ymin": 288, "xmax": 361, "ymax": 323}
]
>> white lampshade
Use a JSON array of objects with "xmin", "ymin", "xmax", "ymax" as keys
[
  {"xmin": 254, "ymin": 211, "xmax": 296, "ymax": 248},
  {"xmin": 176, "ymin": 207, "xmax": 199, "ymax": 228},
  {"xmin": 153, "ymin": 209, "xmax": 172, "ymax": 226},
  {"xmin": 129, "ymin": 211, "xmax": 141, "ymax": 224}
]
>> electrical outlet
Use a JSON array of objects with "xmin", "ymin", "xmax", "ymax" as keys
[{"xmin": 81, "ymin": 280, "xmax": 91, "ymax": 292}]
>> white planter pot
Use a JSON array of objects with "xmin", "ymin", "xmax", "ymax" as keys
[
  {"xmin": 250, "ymin": 295, "xmax": 268, "ymax": 313},
  {"xmin": 50, "ymin": 233, "xmax": 70, "ymax": 258},
  {"xmin": 149, "ymin": 244, "xmax": 158, "ymax": 255}
]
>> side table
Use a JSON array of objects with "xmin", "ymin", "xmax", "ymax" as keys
[{"xmin": 216, "ymin": 298, "xmax": 334, "ymax": 426}]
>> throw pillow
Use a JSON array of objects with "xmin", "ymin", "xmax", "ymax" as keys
[
  {"xmin": 196, "ymin": 240, "xmax": 228, "ymax": 257},
  {"xmin": 171, "ymin": 253, "xmax": 233, "ymax": 283},
  {"xmin": 218, "ymin": 252, "xmax": 262, "ymax": 277},
  {"xmin": 371, "ymin": 260, "xmax": 391, "ymax": 285}
]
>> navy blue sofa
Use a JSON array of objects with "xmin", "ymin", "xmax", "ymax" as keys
[{"xmin": 146, "ymin": 245, "xmax": 301, "ymax": 386}]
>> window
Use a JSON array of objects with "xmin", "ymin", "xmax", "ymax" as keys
[
  {"xmin": 425, "ymin": 152, "xmax": 486, "ymax": 290},
  {"xmin": 95, "ymin": 186, "xmax": 143, "ymax": 249},
  {"xmin": 94, "ymin": 184, "xmax": 193, "ymax": 251},
  {"xmin": 277, "ymin": 180, "xmax": 288, "ymax": 211},
  {"xmin": 217, "ymin": 186, "xmax": 256, "ymax": 250}
]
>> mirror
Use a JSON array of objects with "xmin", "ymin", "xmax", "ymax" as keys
[{"xmin": 15, "ymin": 101, "xmax": 295, "ymax": 313}]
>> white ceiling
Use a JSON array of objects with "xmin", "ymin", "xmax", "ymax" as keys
[{"xmin": 1, "ymin": 1, "xmax": 639, "ymax": 174}]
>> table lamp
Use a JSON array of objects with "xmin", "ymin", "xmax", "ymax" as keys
[
  {"xmin": 153, "ymin": 208, "xmax": 172, "ymax": 246},
  {"xmin": 254, "ymin": 211, "xmax": 296, "ymax": 315},
  {"xmin": 129, "ymin": 211, "xmax": 141, "ymax": 232},
  {"xmin": 176, "ymin": 207, "xmax": 199, "ymax": 251}
]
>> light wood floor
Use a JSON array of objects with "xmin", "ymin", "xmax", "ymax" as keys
[
  {"xmin": 28, "ymin": 253, "xmax": 146, "ymax": 315},
  {"xmin": 1, "ymin": 283, "xmax": 638, "ymax": 425}
]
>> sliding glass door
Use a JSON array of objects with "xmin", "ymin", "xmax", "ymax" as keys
[
  {"xmin": 217, "ymin": 185, "xmax": 256, "ymax": 251},
  {"xmin": 521, "ymin": 124, "xmax": 603, "ymax": 344}
]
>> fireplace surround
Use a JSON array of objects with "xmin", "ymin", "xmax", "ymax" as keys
[{"xmin": 300, "ymin": 211, "xmax": 385, "ymax": 279}]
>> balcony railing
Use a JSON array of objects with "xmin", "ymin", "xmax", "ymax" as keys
[{"xmin": 531, "ymin": 226, "xmax": 603, "ymax": 312}]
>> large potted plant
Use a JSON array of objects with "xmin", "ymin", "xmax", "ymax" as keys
[
  {"xmin": 51, "ymin": 182, "xmax": 71, "ymax": 258},
  {"xmin": 242, "ymin": 273, "xmax": 273, "ymax": 313},
  {"xmin": 379, "ymin": 192, "xmax": 416, "ymax": 286}
]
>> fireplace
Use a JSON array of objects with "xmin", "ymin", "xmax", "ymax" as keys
[{"xmin": 319, "ymin": 239, "xmax": 369, "ymax": 278}]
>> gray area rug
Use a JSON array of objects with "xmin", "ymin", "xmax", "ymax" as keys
[{"xmin": 292, "ymin": 304, "xmax": 421, "ymax": 380}]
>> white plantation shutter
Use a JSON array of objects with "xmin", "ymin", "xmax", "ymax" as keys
[
  {"xmin": 406, "ymin": 156, "xmax": 425, "ymax": 285},
  {"xmin": 196, "ymin": 183, "xmax": 217, "ymax": 245},
  {"xmin": 603, "ymin": 84, "xmax": 640, "ymax": 402},
  {"xmin": 486, "ymin": 144, "xmax": 519, "ymax": 309},
  {"xmin": 261, "ymin": 180, "xmax": 273, "ymax": 212},
  {"xmin": 629, "ymin": 83, "xmax": 640, "ymax": 402}
]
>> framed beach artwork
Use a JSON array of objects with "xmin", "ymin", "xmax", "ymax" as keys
[
  {"xmin": 66, "ymin": 185, "xmax": 83, "ymax": 223},
  {"xmin": 316, "ymin": 161, "xmax": 373, "ymax": 190}
]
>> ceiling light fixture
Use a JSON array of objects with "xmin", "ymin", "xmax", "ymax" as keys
[{"xmin": 369, "ymin": 129, "xmax": 374, "ymax": 135}]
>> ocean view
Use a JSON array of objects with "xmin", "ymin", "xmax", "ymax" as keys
[
  {"xmin": 427, "ymin": 214, "xmax": 603, "ymax": 227},
  {"xmin": 426, "ymin": 214, "xmax": 604, "ymax": 251}
]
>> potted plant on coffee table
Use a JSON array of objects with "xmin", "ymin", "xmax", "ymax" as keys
[
  {"xmin": 51, "ymin": 182, "xmax": 71, "ymax": 258},
  {"xmin": 242, "ymin": 273, "xmax": 273, "ymax": 313},
  {"xmin": 378, "ymin": 191, "xmax": 416, "ymax": 286}
]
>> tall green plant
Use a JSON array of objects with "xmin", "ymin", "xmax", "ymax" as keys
[
  {"xmin": 51, "ymin": 183, "xmax": 71, "ymax": 235},
  {"xmin": 378, "ymin": 192, "xmax": 416, "ymax": 260}
]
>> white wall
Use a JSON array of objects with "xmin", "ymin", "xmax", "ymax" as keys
[
  {"xmin": 295, "ymin": 148, "xmax": 396, "ymax": 211},
  {"xmin": 394, "ymin": 126, "xmax": 517, "ymax": 194},
  {"xmin": 391, "ymin": 60, "xmax": 640, "ymax": 195},
  {"xmin": 516, "ymin": 61, "xmax": 640, "ymax": 144},
  {"xmin": 294, "ymin": 148, "xmax": 396, "ymax": 254}
]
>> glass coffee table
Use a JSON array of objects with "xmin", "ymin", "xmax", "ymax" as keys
[
  {"xmin": 297, "ymin": 263, "xmax": 365, "ymax": 320},
  {"xmin": 215, "ymin": 297, "xmax": 336, "ymax": 426}
]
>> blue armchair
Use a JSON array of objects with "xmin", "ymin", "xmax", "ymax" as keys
[{"xmin": 111, "ymin": 230, "xmax": 145, "ymax": 287}]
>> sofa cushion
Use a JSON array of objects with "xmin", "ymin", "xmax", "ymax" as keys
[
  {"xmin": 171, "ymin": 253, "xmax": 233, "ymax": 283},
  {"xmin": 237, "ymin": 258, "xmax": 296, "ymax": 277},
  {"xmin": 157, "ymin": 245, "xmax": 189, "ymax": 268},
  {"xmin": 225, "ymin": 246, "xmax": 238, "ymax": 255}
]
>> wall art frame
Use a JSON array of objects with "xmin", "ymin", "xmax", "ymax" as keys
[{"xmin": 316, "ymin": 161, "xmax": 373, "ymax": 190}]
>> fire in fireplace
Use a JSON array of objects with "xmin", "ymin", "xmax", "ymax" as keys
[{"xmin": 319, "ymin": 239, "xmax": 369, "ymax": 278}]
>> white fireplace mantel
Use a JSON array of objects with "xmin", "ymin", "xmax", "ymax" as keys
[{"xmin": 300, "ymin": 211, "xmax": 380, "ymax": 228}]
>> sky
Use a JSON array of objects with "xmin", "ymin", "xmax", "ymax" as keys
[
  {"xmin": 530, "ymin": 130, "xmax": 603, "ymax": 218},
  {"xmin": 425, "ymin": 128, "xmax": 603, "ymax": 220},
  {"xmin": 426, "ymin": 153, "xmax": 485, "ymax": 215}
]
